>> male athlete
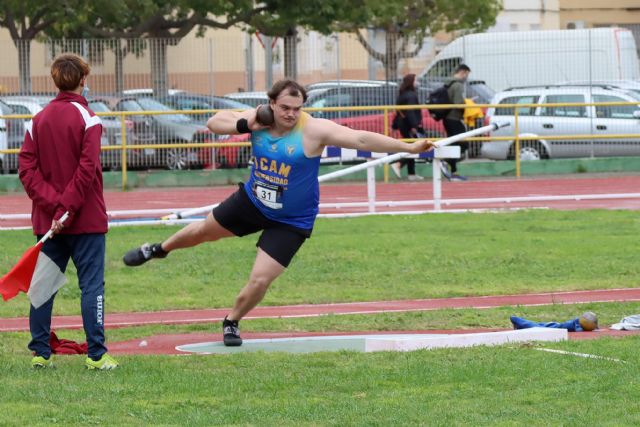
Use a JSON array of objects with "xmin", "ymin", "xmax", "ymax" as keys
[{"xmin": 123, "ymin": 79, "xmax": 434, "ymax": 346}]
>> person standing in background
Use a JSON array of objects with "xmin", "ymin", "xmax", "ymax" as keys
[
  {"xmin": 391, "ymin": 74, "xmax": 424, "ymax": 181},
  {"xmin": 442, "ymin": 64, "xmax": 471, "ymax": 181}
]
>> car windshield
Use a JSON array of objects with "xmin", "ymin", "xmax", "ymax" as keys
[
  {"xmin": 136, "ymin": 98, "xmax": 192, "ymax": 122},
  {"xmin": 89, "ymin": 101, "xmax": 112, "ymax": 113}
]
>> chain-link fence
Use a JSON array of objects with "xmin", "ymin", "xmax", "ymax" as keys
[
  {"xmin": 1, "ymin": 27, "xmax": 640, "ymax": 174},
  {"xmin": 1, "ymin": 27, "xmax": 638, "ymax": 95}
]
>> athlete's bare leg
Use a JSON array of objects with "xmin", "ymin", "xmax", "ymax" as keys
[
  {"xmin": 161, "ymin": 212, "xmax": 234, "ymax": 252},
  {"xmin": 227, "ymin": 248, "xmax": 285, "ymax": 320}
]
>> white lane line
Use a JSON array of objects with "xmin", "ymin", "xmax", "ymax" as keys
[{"xmin": 534, "ymin": 347, "xmax": 626, "ymax": 363}]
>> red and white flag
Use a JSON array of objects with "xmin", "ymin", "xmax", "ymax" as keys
[{"xmin": 0, "ymin": 212, "xmax": 68, "ymax": 308}]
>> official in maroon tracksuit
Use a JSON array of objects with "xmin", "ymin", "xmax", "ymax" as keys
[{"xmin": 18, "ymin": 53, "xmax": 115, "ymax": 367}]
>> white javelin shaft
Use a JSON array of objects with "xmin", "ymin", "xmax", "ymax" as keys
[
  {"xmin": 317, "ymin": 122, "xmax": 509, "ymax": 183},
  {"xmin": 161, "ymin": 203, "xmax": 219, "ymax": 220},
  {"xmin": 163, "ymin": 122, "xmax": 510, "ymax": 219}
]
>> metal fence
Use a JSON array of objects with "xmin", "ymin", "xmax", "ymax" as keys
[
  {"xmin": 2, "ymin": 101, "xmax": 640, "ymax": 187},
  {"xmin": 1, "ymin": 27, "xmax": 638, "ymax": 97},
  {"xmin": 2, "ymin": 27, "xmax": 640, "ymax": 183}
]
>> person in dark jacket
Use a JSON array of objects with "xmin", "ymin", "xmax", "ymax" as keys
[
  {"xmin": 18, "ymin": 53, "xmax": 118, "ymax": 370},
  {"xmin": 442, "ymin": 64, "xmax": 471, "ymax": 181},
  {"xmin": 391, "ymin": 73, "xmax": 424, "ymax": 181}
]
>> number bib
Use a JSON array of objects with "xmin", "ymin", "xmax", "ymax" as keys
[{"xmin": 253, "ymin": 182, "xmax": 283, "ymax": 209}]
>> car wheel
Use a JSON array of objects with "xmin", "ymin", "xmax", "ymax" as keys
[
  {"xmin": 509, "ymin": 141, "xmax": 546, "ymax": 161},
  {"xmin": 166, "ymin": 147, "xmax": 189, "ymax": 170}
]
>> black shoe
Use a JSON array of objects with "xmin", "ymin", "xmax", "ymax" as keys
[
  {"xmin": 122, "ymin": 242, "xmax": 168, "ymax": 267},
  {"xmin": 222, "ymin": 316, "xmax": 243, "ymax": 347}
]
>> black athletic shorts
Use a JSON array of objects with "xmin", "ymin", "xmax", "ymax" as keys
[{"xmin": 212, "ymin": 184, "xmax": 311, "ymax": 268}]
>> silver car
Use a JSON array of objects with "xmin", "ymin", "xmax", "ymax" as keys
[{"xmin": 482, "ymin": 85, "xmax": 640, "ymax": 160}]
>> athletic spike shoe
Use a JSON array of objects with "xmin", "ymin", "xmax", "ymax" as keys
[
  {"xmin": 85, "ymin": 353, "xmax": 119, "ymax": 370},
  {"xmin": 222, "ymin": 316, "xmax": 243, "ymax": 347},
  {"xmin": 31, "ymin": 355, "xmax": 54, "ymax": 369},
  {"xmin": 123, "ymin": 242, "xmax": 168, "ymax": 266}
]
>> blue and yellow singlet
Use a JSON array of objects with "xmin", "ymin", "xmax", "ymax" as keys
[{"xmin": 244, "ymin": 112, "xmax": 320, "ymax": 230}]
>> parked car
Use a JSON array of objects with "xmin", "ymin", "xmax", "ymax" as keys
[
  {"xmin": 306, "ymin": 79, "xmax": 398, "ymax": 92},
  {"xmin": 223, "ymin": 91, "xmax": 268, "ymax": 108},
  {"xmin": 3, "ymin": 100, "xmax": 44, "ymax": 116},
  {"xmin": 94, "ymin": 96, "xmax": 159, "ymax": 170},
  {"xmin": 159, "ymin": 93, "xmax": 252, "ymax": 125},
  {"xmin": 0, "ymin": 100, "xmax": 26, "ymax": 174},
  {"xmin": 86, "ymin": 99, "xmax": 137, "ymax": 170},
  {"xmin": 159, "ymin": 93, "xmax": 253, "ymax": 168},
  {"xmin": 106, "ymin": 96, "xmax": 208, "ymax": 170},
  {"xmin": 2, "ymin": 95, "xmax": 53, "ymax": 109},
  {"xmin": 305, "ymin": 84, "xmax": 445, "ymax": 139},
  {"xmin": 482, "ymin": 84, "xmax": 640, "ymax": 160},
  {"xmin": 559, "ymin": 80, "xmax": 640, "ymax": 98},
  {"xmin": 122, "ymin": 88, "xmax": 186, "ymax": 96}
]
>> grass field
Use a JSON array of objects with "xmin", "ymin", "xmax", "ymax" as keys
[
  {"xmin": 1, "ymin": 210, "xmax": 638, "ymax": 317},
  {"xmin": 1, "ymin": 209, "xmax": 639, "ymax": 425},
  {"xmin": 0, "ymin": 335, "xmax": 638, "ymax": 425}
]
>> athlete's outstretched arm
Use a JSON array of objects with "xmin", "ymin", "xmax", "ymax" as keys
[{"xmin": 314, "ymin": 118, "xmax": 434, "ymax": 154}]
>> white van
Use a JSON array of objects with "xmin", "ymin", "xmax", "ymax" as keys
[{"xmin": 421, "ymin": 28, "xmax": 640, "ymax": 92}]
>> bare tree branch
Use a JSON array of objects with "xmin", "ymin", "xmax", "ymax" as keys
[{"xmin": 354, "ymin": 29, "xmax": 385, "ymax": 62}]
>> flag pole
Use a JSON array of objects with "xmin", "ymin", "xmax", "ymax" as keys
[{"xmin": 38, "ymin": 211, "xmax": 70, "ymax": 245}]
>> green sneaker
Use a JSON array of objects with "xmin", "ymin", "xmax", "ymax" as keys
[
  {"xmin": 31, "ymin": 355, "xmax": 54, "ymax": 369},
  {"xmin": 85, "ymin": 353, "xmax": 119, "ymax": 370}
]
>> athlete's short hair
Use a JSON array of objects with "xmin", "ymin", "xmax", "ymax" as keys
[
  {"xmin": 50, "ymin": 53, "xmax": 90, "ymax": 91},
  {"xmin": 268, "ymin": 79, "xmax": 307, "ymax": 103}
]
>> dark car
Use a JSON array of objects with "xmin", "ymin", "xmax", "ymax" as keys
[
  {"xmin": 223, "ymin": 91, "xmax": 268, "ymax": 108},
  {"xmin": 87, "ymin": 99, "xmax": 135, "ymax": 170},
  {"xmin": 107, "ymin": 96, "xmax": 209, "ymax": 170},
  {"xmin": 159, "ymin": 93, "xmax": 251, "ymax": 125},
  {"xmin": 159, "ymin": 93, "xmax": 253, "ymax": 169},
  {"xmin": 306, "ymin": 84, "xmax": 397, "ymax": 120},
  {"xmin": 94, "ymin": 96, "xmax": 158, "ymax": 170},
  {"xmin": 306, "ymin": 79, "xmax": 399, "ymax": 92},
  {"xmin": 305, "ymin": 84, "xmax": 445, "ymax": 139}
]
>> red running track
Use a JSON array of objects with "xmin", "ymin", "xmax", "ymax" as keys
[
  {"xmin": 1, "ymin": 287, "xmax": 639, "ymax": 332},
  {"xmin": 2, "ymin": 175, "xmax": 640, "ymax": 227}
]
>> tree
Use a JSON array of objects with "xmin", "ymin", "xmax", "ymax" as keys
[
  {"xmin": 44, "ymin": 0, "xmax": 146, "ymax": 94},
  {"xmin": 0, "ymin": 1, "xmax": 80, "ymax": 93},
  {"xmin": 344, "ymin": 0, "xmax": 501, "ymax": 81},
  {"xmin": 248, "ymin": 0, "xmax": 359, "ymax": 79},
  {"xmin": 76, "ymin": 0, "xmax": 267, "ymax": 94}
]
